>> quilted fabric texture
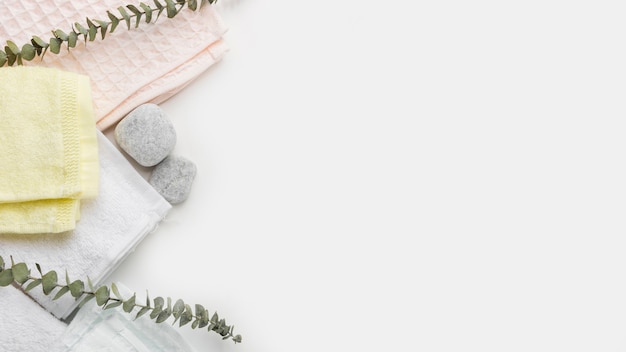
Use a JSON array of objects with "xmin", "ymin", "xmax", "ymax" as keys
[{"xmin": 0, "ymin": 0, "xmax": 228, "ymax": 130}]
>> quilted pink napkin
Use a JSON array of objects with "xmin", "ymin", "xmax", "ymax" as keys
[{"xmin": 0, "ymin": 0, "xmax": 227, "ymax": 130}]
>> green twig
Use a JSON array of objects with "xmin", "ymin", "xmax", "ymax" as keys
[
  {"xmin": 0, "ymin": 0, "xmax": 218, "ymax": 67},
  {"xmin": 0, "ymin": 255, "xmax": 241, "ymax": 344}
]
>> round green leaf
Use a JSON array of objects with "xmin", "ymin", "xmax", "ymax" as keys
[
  {"xmin": 49, "ymin": 38, "xmax": 61, "ymax": 54},
  {"xmin": 5, "ymin": 40, "xmax": 19, "ymax": 55},
  {"xmin": 42, "ymin": 270, "xmax": 58, "ymax": 295},
  {"xmin": 95, "ymin": 285, "xmax": 110, "ymax": 306},
  {"xmin": 123, "ymin": 294, "xmax": 136, "ymax": 313},
  {"xmin": 69, "ymin": 280, "xmax": 85, "ymax": 298},
  {"xmin": 31, "ymin": 36, "xmax": 48, "ymax": 49},
  {"xmin": 11, "ymin": 262, "xmax": 29, "ymax": 284},
  {"xmin": 21, "ymin": 44, "xmax": 36, "ymax": 61},
  {"xmin": 68, "ymin": 32, "xmax": 78, "ymax": 48},
  {"xmin": 0, "ymin": 268, "xmax": 13, "ymax": 287}
]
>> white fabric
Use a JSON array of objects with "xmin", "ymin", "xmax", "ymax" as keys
[
  {"xmin": 0, "ymin": 131, "xmax": 171, "ymax": 319},
  {"xmin": 0, "ymin": 285, "xmax": 66, "ymax": 352}
]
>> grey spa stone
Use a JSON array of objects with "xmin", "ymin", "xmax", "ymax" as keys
[
  {"xmin": 149, "ymin": 155, "xmax": 197, "ymax": 204},
  {"xmin": 115, "ymin": 104, "xmax": 176, "ymax": 167}
]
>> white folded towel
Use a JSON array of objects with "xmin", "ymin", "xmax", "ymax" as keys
[
  {"xmin": 0, "ymin": 285, "xmax": 66, "ymax": 352},
  {"xmin": 0, "ymin": 131, "xmax": 171, "ymax": 319}
]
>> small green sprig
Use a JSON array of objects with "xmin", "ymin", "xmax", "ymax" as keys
[
  {"xmin": 0, "ymin": 255, "xmax": 241, "ymax": 344},
  {"xmin": 0, "ymin": 0, "xmax": 217, "ymax": 67}
]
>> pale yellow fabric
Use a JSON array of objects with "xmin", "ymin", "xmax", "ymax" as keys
[
  {"xmin": 0, "ymin": 66, "xmax": 98, "ymax": 234},
  {"xmin": 77, "ymin": 73, "xmax": 99, "ymax": 199},
  {"xmin": 0, "ymin": 198, "xmax": 79, "ymax": 234}
]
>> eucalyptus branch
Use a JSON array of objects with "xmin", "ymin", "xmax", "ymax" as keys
[
  {"xmin": 0, "ymin": 255, "xmax": 241, "ymax": 344},
  {"xmin": 0, "ymin": 0, "xmax": 217, "ymax": 67}
]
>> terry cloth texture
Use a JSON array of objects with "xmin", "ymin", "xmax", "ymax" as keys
[
  {"xmin": 0, "ymin": 66, "xmax": 98, "ymax": 234},
  {"xmin": 0, "ymin": 285, "xmax": 66, "ymax": 352},
  {"xmin": 0, "ymin": 131, "xmax": 171, "ymax": 319}
]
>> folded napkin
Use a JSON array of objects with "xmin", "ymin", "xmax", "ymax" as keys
[
  {"xmin": 0, "ymin": 131, "xmax": 171, "ymax": 319},
  {"xmin": 0, "ymin": 66, "xmax": 99, "ymax": 234},
  {"xmin": 0, "ymin": 285, "xmax": 66, "ymax": 352},
  {"xmin": 0, "ymin": 0, "xmax": 228, "ymax": 130}
]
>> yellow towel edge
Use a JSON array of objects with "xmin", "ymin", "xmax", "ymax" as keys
[{"xmin": 77, "ymin": 74, "xmax": 99, "ymax": 199}]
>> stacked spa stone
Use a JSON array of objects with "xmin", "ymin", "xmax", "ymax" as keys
[{"xmin": 115, "ymin": 104, "xmax": 197, "ymax": 204}]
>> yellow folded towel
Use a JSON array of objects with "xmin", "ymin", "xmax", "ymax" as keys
[{"xmin": 0, "ymin": 66, "xmax": 98, "ymax": 234}]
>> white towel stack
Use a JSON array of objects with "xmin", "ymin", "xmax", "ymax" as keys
[{"xmin": 0, "ymin": 131, "xmax": 171, "ymax": 319}]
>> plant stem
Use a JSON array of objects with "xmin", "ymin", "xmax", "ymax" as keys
[{"xmin": 1, "ymin": 0, "xmax": 218, "ymax": 67}]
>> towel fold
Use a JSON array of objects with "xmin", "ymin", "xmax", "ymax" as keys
[
  {"xmin": 0, "ymin": 66, "xmax": 99, "ymax": 234},
  {"xmin": 0, "ymin": 0, "xmax": 228, "ymax": 130},
  {"xmin": 0, "ymin": 131, "xmax": 171, "ymax": 318},
  {"xmin": 0, "ymin": 285, "xmax": 66, "ymax": 352}
]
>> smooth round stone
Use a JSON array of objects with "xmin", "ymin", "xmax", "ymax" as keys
[
  {"xmin": 115, "ymin": 104, "xmax": 176, "ymax": 167},
  {"xmin": 149, "ymin": 155, "xmax": 197, "ymax": 204}
]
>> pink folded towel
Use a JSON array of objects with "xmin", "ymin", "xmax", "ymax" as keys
[{"xmin": 0, "ymin": 0, "xmax": 228, "ymax": 130}]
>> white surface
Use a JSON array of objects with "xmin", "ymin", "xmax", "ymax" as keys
[{"xmin": 106, "ymin": 1, "xmax": 626, "ymax": 351}]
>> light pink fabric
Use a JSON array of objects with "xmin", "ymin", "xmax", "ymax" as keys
[{"xmin": 0, "ymin": 0, "xmax": 228, "ymax": 130}]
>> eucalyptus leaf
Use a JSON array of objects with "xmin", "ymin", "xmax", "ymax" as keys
[
  {"xmin": 49, "ymin": 37, "xmax": 61, "ymax": 54},
  {"xmin": 153, "ymin": 296, "xmax": 164, "ymax": 310},
  {"xmin": 78, "ymin": 294, "xmax": 95, "ymax": 309},
  {"xmin": 104, "ymin": 301, "xmax": 123, "ymax": 310},
  {"xmin": 198, "ymin": 306, "xmax": 209, "ymax": 328},
  {"xmin": 107, "ymin": 11, "xmax": 120, "ymax": 33},
  {"xmin": 11, "ymin": 262, "xmax": 29, "ymax": 284},
  {"xmin": 84, "ymin": 18, "xmax": 97, "ymax": 42},
  {"xmin": 123, "ymin": 294, "xmax": 136, "ymax": 313},
  {"xmin": 31, "ymin": 36, "xmax": 48, "ymax": 49},
  {"xmin": 140, "ymin": 2, "xmax": 153, "ymax": 23},
  {"xmin": 5, "ymin": 40, "xmax": 19, "ymax": 55},
  {"xmin": 42, "ymin": 270, "xmax": 58, "ymax": 295},
  {"xmin": 95, "ymin": 285, "xmax": 110, "ymax": 306},
  {"xmin": 20, "ymin": 44, "xmax": 36, "ymax": 60},
  {"xmin": 0, "ymin": 269, "xmax": 13, "ymax": 287},
  {"xmin": 24, "ymin": 279, "xmax": 41, "ymax": 292},
  {"xmin": 67, "ymin": 32, "xmax": 78, "ymax": 48},
  {"xmin": 0, "ymin": 256, "xmax": 4, "ymax": 270},
  {"xmin": 172, "ymin": 299, "xmax": 185, "ymax": 322},
  {"xmin": 69, "ymin": 280, "xmax": 84, "ymax": 298},
  {"xmin": 95, "ymin": 20, "xmax": 109, "ymax": 39},
  {"xmin": 53, "ymin": 286, "xmax": 70, "ymax": 300},
  {"xmin": 150, "ymin": 306, "xmax": 162, "ymax": 319},
  {"xmin": 165, "ymin": 0, "xmax": 177, "ymax": 18},
  {"xmin": 111, "ymin": 282, "xmax": 122, "ymax": 299},
  {"xmin": 53, "ymin": 29, "xmax": 69, "ymax": 41},
  {"xmin": 74, "ymin": 22, "xmax": 88, "ymax": 36},
  {"xmin": 179, "ymin": 304, "xmax": 193, "ymax": 327},
  {"xmin": 156, "ymin": 309, "xmax": 172, "ymax": 323},
  {"xmin": 135, "ymin": 306, "xmax": 151, "ymax": 320},
  {"xmin": 126, "ymin": 5, "xmax": 142, "ymax": 28},
  {"xmin": 117, "ymin": 6, "xmax": 131, "ymax": 30},
  {"xmin": 6, "ymin": 51, "xmax": 16, "ymax": 66},
  {"xmin": 150, "ymin": 297, "xmax": 164, "ymax": 319},
  {"xmin": 188, "ymin": 0, "xmax": 197, "ymax": 11}
]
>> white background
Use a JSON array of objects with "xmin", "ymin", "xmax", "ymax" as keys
[{"xmin": 107, "ymin": 1, "xmax": 626, "ymax": 351}]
